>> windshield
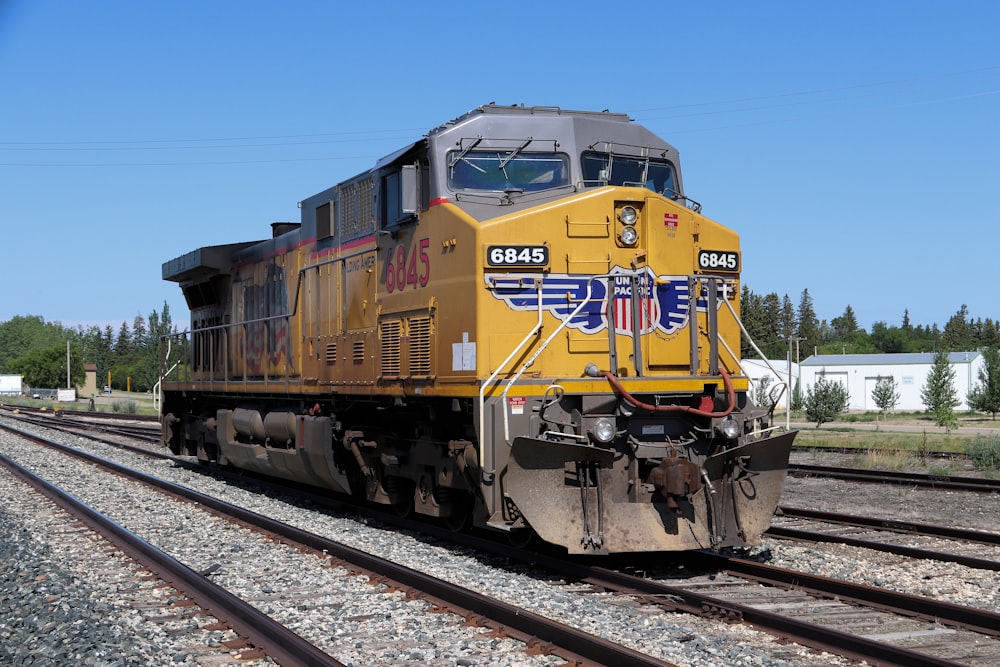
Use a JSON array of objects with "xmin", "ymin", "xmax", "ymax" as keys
[
  {"xmin": 448, "ymin": 151, "xmax": 570, "ymax": 193},
  {"xmin": 581, "ymin": 153, "xmax": 677, "ymax": 197}
]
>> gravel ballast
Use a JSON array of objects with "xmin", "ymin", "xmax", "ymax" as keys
[{"xmin": 3, "ymin": 420, "xmax": 997, "ymax": 665}]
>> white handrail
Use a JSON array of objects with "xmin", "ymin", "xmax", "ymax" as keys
[{"xmin": 478, "ymin": 279, "xmax": 544, "ymax": 477}]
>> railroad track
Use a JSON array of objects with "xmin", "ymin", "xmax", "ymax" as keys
[
  {"xmin": 0, "ymin": 452, "xmax": 328, "ymax": 666},
  {"xmin": 0, "ymin": 404, "xmax": 161, "ymax": 443},
  {"xmin": 769, "ymin": 506, "xmax": 1000, "ymax": 571},
  {"xmin": 788, "ymin": 462, "xmax": 1000, "ymax": 493},
  {"xmin": 0, "ymin": 421, "xmax": 680, "ymax": 667},
  {"xmin": 6, "ymin": 412, "xmax": 1000, "ymax": 665}
]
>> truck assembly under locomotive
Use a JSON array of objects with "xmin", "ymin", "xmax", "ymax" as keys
[{"xmin": 160, "ymin": 104, "xmax": 796, "ymax": 554}]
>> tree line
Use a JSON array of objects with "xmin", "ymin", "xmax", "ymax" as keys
[
  {"xmin": 740, "ymin": 287, "xmax": 1000, "ymax": 360},
  {"xmin": 0, "ymin": 304, "xmax": 174, "ymax": 395}
]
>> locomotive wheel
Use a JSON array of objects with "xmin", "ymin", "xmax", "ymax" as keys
[
  {"xmin": 508, "ymin": 524, "xmax": 537, "ymax": 550},
  {"xmin": 443, "ymin": 491, "xmax": 473, "ymax": 532},
  {"xmin": 391, "ymin": 479, "xmax": 415, "ymax": 518}
]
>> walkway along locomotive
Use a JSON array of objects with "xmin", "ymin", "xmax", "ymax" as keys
[{"xmin": 160, "ymin": 104, "xmax": 796, "ymax": 554}]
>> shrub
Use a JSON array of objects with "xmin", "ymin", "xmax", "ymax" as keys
[
  {"xmin": 803, "ymin": 376, "xmax": 850, "ymax": 427},
  {"xmin": 967, "ymin": 434, "xmax": 1000, "ymax": 471},
  {"xmin": 111, "ymin": 399, "xmax": 138, "ymax": 414}
]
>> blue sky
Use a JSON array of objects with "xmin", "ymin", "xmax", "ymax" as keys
[{"xmin": 1, "ymin": 1, "xmax": 997, "ymax": 335}]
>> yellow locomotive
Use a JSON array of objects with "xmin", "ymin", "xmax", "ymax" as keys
[{"xmin": 161, "ymin": 104, "xmax": 795, "ymax": 554}]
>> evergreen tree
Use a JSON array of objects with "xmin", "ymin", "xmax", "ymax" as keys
[
  {"xmin": 740, "ymin": 286, "xmax": 766, "ymax": 358},
  {"xmin": 795, "ymin": 289, "xmax": 820, "ymax": 358},
  {"xmin": 872, "ymin": 376, "xmax": 900, "ymax": 414},
  {"xmin": 761, "ymin": 292, "xmax": 783, "ymax": 358},
  {"xmin": 780, "ymin": 294, "xmax": 796, "ymax": 343},
  {"xmin": 921, "ymin": 350, "xmax": 959, "ymax": 430},
  {"xmin": 752, "ymin": 374, "xmax": 773, "ymax": 407},
  {"xmin": 902, "ymin": 309, "xmax": 912, "ymax": 331},
  {"xmin": 132, "ymin": 315, "xmax": 147, "ymax": 350},
  {"xmin": 803, "ymin": 375, "xmax": 850, "ymax": 427},
  {"xmin": 942, "ymin": 305, "xmax": 973, "ymax": 351},
  {"xmin": 968, "ymin": 347, "xmax": 1000, "ymax": 420},
  {"xmin": 115, "ymin": 321, "xmax": 132, "ymax": 356},
  {"xmin": 831, "ymin": 305, "xmax": 859, "ymax": 339}
]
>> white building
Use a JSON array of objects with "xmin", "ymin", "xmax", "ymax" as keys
[
  {"xmin": 741, "ymin": 358, "xmax": 798, "ymax": 409},
  {"xmin": 798, "ymin": 352, "xmax": 984, "ymax": 411}
]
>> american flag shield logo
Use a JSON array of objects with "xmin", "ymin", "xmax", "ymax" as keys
[
  {"xmin": 609, "ymin": 268, "xmax": 660, "ymax": 336},
  {"xmin": 485, "ymin": 266, "xmax": 719, "ymax": 338}
]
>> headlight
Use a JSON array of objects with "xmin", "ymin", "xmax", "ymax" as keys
[
  {"xmin": 592, "ymin": 418, "xmax": 616, "ymax": 443},
  {"xmin": 619, "ymin": 206, "xmax": 638, "ymax": 225},
  {"xmin": 719, "ymin": 416, "xmax": 741, "ymax": 439},
  {"xmin": 620, "ymin": 225, "xmax": 638, "ymax": 246}
]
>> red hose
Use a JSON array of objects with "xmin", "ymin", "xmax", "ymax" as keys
[{"xmin": 599, "ymin": 367, "xmax": 736, "ymax": 418}]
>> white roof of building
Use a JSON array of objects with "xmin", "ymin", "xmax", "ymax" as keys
[{"xmin": 800, "ymin": 351, "xmax": 981, "ymax": 366}]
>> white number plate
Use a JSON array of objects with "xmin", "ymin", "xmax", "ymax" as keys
[
  {"xmin": 487, "ymin": 245, "xmax": 549, "ymax": 267},
  {"xmin": 697, "ymin": 249, "xmax": 740, "ymax": 272}
]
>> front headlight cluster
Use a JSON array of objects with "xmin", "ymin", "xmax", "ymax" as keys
[{"xmin": 617, "ymin": 204, "xmax": 638, "ymax": 247}]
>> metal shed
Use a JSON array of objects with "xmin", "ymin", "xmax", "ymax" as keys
[{"xmin": 799, "ymin": 352, "xmax": 984, "ymax": 411}]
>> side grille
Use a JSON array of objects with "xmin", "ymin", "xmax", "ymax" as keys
[
  {"xmin": 408, "ymin": 316, "xmax": 431, "ymax": 376},
  {"xmin": 380, "ymin": 321, "xmax": 401, "ymax": 376}
]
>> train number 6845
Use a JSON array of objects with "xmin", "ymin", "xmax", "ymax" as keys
[
  {"xmin": 487, "ymin": 245, "xmax": 549, "ymax": 267},
  {"xmin": 697, "ymin": 249, "xmax": 740, "ymax": 272}
]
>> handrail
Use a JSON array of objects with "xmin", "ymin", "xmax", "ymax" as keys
[
  {"xmin": 718, "ymin": 294, "xmax": 790, "ymax": 428},
  {"xmin": 478, "ymin": 280, "xmax": 544, "ymax": 478},
  {"xmin": 500, "ymin": 277, "xmax": 602, "ymax": 445},
  {"xmin": 161, "ymin": 248, "xmax": 375, "ymax": 391}
]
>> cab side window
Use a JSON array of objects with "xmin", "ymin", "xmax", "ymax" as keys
[{"xmin": 381, "ymin": 165, "xmax": 419, "ymax": 231}]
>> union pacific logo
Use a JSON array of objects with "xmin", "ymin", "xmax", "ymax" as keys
[{"xmin": 485, "ymin": 266, "xmax": 726, "ymax": 337}]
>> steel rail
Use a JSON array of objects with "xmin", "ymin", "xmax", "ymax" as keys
[
  {"xmin": 686, "ymin": 552, "xmax": 1000, "ymax": 637},
  {"xmin": 788, "ymin": 463, "xmax": 1000, "ymax": 493},
  {"xmin": 0, "ymin": 422, "xmax": 677, "ymax": 667},
  {"xmin": 527, "ymin": 554, "xmax": 967, "ymax": 667},
  {"xmin": 776, "ymin": 506, "xmax": 1000, "ymax": 545},
  {"xmin": 0, "ymin": 451, "xmax": 344, "ymax": 667},
  {"xmin": 766, "ymin": 525, "xmax": 1000, "ymax": 571}
]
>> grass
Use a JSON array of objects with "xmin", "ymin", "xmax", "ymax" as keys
[
  {"xmin": 1, "ymin": 395, "xmax": 158, "ymax": 416},
  {"xmin": 968, "ymin": 434, "xmax": 1000, "ymax": 471},
  {"xmin": 789, "ymin": 413, "xmax": 1000, "ymax": 474},
  {"xmin": 793, "ymin": 429, "xmax": 971, "ymax": 455}
]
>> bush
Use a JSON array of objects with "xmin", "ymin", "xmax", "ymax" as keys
[
  {"xmin": 803, "ymin": 376, "xmax": 850, "ymax": 427},
  {"xmin": 967, "ymin": 434, "xmax": 1000, "ymax": 471},
  {"xmin": 111, "ymin": 399, "xmax": 138, "ymax": 414}
]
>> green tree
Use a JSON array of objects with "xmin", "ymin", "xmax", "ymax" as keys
[
  {"xmin": 803, "ymin": 375, "xmax": 850, "ymax": 427},
  {"xmin": 752, "ymin": 374, "xmax": 773, "ymax": 407},
  {"xmin": 0, "ymin": 315, "xmax": 68, "ymax": 372},
  {"xmin": 740, "ymin": 286, "xmax": 766, "ymax": 358},
  {"xmin": 831, "ymin": 305, "xmax": 859, "ymax": 339},
  {"xmin": 818, "ymin": 330, "xmax": 879, "ymax": 355},
  {"xmin": 796, "ymin": 289, "xmax": 820, "ymax": 359},
  {"xmin": 942, "ymin": 305, "xmax": 973, "ymax": 351},
  {"xmin": 9, "ymin": 344, "xmax": 85, "ymax": 389},
  {"xmin": 871, "ymin": 376, "xmax": 900, "ymax": 414},
  {"xmin": 921, "ymin": 350, "xmax": 959, "ymax": 430},
  {"xmin": 870, "ymin": 321, "xmax": 907, "ymax": 353},
  {"xmin": 968, "ymin": 347, "xmax": 1000, "ymax": 420},
  {"xmin": 779, "ymin": 294, "xmax": 796, "ymax": 343}
]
